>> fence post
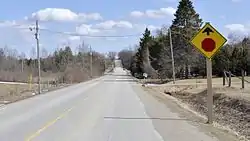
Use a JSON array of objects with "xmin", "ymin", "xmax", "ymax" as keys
[
  {"xmin": 228, "ymin": 71, "xmax": 231, "ymax": 87},
  {"xmin": 241, "ymin": 69, "xmax": 245, "ymax": 89},
  {"xmin": 223, "ymin": 70, "xmax": 225, "ymax": 86}
]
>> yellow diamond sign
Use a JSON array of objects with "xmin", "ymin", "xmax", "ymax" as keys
[{"xmin": 190, "ymin": 22, "xmax": 227, "ymax": 59}]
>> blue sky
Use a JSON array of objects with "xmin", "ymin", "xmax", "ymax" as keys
[{"xmin": 0, "ymin": 0, "xmax": 249, "ymax": 57}]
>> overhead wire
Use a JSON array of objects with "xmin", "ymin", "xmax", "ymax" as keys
[
  {"xmin": 1, "ymin": 20, "xmax": 192, "ymax": 40},
  {"xmin": 0, "ymin": 21, "xmax": 144, "ymax": 38},
  {"xmin": 39, "ymin": 28, "xmax": 143, "ymax": 38}
]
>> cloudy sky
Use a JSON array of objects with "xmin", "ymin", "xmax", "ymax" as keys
[{"xmin": 0, "ymin": 0, "xmax": 249, "ymax": 56}]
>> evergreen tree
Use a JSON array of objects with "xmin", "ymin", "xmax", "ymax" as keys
[
  {"xmin": 130, "ymin": 47, "xmax": 143, "ymax": 77},
  {"xmin": 155, "ymin": 26, "xmax": 172, "ymax": 78},
  {"xmin": 139, "ymin": 28, "xmax": 158, "ymax": 78},
  {"xmin": 128, "ymin": 0, "xmax": 250, "ymax": 79},
  {"xmin": 171, "ymin": 0, "xmax": 203, "ymax": 78},
  {"xmin": 149, "ymin": 38, "xmax": 162, "ymax": 70},
  {"xmin": 64, "ymin": 46, "xmax": 73, "ymax": 64}
]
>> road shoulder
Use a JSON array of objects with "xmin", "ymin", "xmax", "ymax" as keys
[{"xmin": 131, "ymin": 84, "xmax": 241, "ymax": 141}]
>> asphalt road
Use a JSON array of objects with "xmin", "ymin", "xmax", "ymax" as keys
[{"xmin": 0, "ymin": 67, "xmax": 223, "ymax": 141}]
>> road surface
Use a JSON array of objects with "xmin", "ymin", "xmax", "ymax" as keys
[{"xmin": 0, "ymin": 67, "xmax": 230, "ymax": 141}]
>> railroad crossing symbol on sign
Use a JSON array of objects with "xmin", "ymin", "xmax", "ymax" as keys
[{"xmin": 190, "ymin": 22, "xmax": 227, "ymax": 59}]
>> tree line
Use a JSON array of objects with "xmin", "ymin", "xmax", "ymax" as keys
[
  {"xmin": 118, "ymin": 0, "xmax": 249, "ymax": 79},
  {"xmin": 0, "ymin": 43, "xmax": 114, "ymax": 83}
]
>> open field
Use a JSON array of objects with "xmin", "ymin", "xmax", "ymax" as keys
[
  {"xmin": 0, "ymin": 83, "xmax": 69, "ymax": 104},
  {"xmin": 0, "ymin": 83, "xmax": 37, "ymax": 104},
  {"xmin": 146, "ymin": 77, "xmax": 250, "ymax": 101},
  {"xmin": 0, "ymin": 68, "xmax": 114, "ymax": 105}
]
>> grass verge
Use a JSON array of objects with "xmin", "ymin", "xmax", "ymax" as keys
[{"xmin": 147, "ymin": 84, "xmax": 250, "ymax": 141}]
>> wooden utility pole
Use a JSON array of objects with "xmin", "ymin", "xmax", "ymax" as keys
[
  {"xmin": 21, "ymin": 59, "xmax": 24, "ymax": 72},
  {"xmin": 90, "ymin": 45, "xmax": 92, "ymax": 78},
  {"xmin": 35, "ymin": 20, "xmax": 41, "ymax": 94},
  {"xmin": 169, "ymin": 28, "xmax": 176, "ymax": 84}
]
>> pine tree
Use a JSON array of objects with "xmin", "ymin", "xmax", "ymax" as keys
[
  {"xmin": 130, "ymin": 47, "xmax": 143, "ymax": 77},
  {"xmin": 139, "ymin": 28, "xmax": 158, "ymax": 78},
  {"xmin": 154, "ymin": 26, "xmax": 172, "ymax": 78},
  {"xmin": 171, "ymin": 0, "xmax": 203, "ymax": 78},
  {"xmin": 64, "ymin": 46, "xmax": 73, "ymax": 64}
]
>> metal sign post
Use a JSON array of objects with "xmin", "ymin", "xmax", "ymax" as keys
[
  {"xmin": 206, "ymin": 58, "xmax": 213, "ymax": 123},
  {"xmin": 190, "ymin": 22, "xmax": 227, "ymax": 124}
]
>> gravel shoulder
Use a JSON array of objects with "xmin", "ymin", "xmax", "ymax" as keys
[{"xmin": 131, "ymin": 83, "xmax": 245, "ymax": 141}]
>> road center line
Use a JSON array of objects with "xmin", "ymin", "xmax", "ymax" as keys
[{"xmin": 25, "ymin": 107, "xmax": 74, "ymax": 141}]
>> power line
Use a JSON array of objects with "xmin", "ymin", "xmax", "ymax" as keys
[
  {"xmin": 39, "ymin": 28, "xmax": 143, "ymax": 38},
  {"xmin": 1, "ymin": 21, "xmax": 144, "ymax": 38}
]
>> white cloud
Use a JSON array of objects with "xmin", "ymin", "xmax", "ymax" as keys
[
  {"xmin": 0, "ymin": 20, "xmax": 16, "ymax": 27},
  {"xmin": 0, "ymin": 20, "xmax": 46, "ymax": 39},
  {"xmin": 225, "ymin": 24, "xmax": 250, "ymax": 42},
  {"xmin": 225, "ymin": 24, "xmax": 249, "ymax": 33},
  {"xmin": 72, "ymin": 22, "xmax": 160, "ymax": 42},
  {"xmin": 105, "ymin": 37, "xmax": 117, "ymax": 41},
  {"xmin": 27, "ymin": 8, "xmax": 102, "ymax": 22},
  {"xmin": 76, "ymin": 22, "xmax": 160, "ymax": 37},
  {"xmin": 95, "ymin": 20, "xmax": 133, "ymax": 29},
  {"xmin": 134, "ymin": 24, "xmax": 160, "ymax": 32},
  {"xmin": 130, "ymin": 11, "xmax": 144, "ymax": 18},
  {"xmin": 76, "ymin": 24, "xmax": 100, "ymax": 34},
  {"xmin": 68, "ymin": 36, "xmax": 80, "ymax": 41},
  {"xmin": 164, "ymin": 0, "xmax": 195, "ymax": 2},
  {"xmin": 130, "ymin": 7, "xmax": 176, "ymax": 18},
  {"xmin": 232, "ymin": 0, "xmax": 241, "ymax": 2},
  {"xmin": 146, "ymin": 8, "xmax": 176, "ymax": 18},
  {"xmin": 148, "ymin": 25, "xmax": 161, "ymax": 31},
  {"xmin": 78, "ymin": 13, "xmax": 103, "ymax": 21}
]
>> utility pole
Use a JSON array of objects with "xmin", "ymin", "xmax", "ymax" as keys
[
  {"xmin": 89, "ymin": 45, "xmax": 92, "ymax": 78},
  {"xmin": 21, "ymin": 59, "xmax": 24, "ymax": 72},
  {"xmin": 35, "ymin": 20, "xmax": 41, "ymax": 94},
  {"xmin": 169, "ymin": 28, "xmax": 176, "ymax": 84}
]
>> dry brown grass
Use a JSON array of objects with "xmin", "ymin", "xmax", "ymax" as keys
[
  {"xmin": 0, "ymin": 83, "xmax": 37, "ymax": 103},
  {"xmin": 59, "ymin": 66, "xmax": 90, "ymax": 83},
  {"xmin": 147, "ymin": 83, "xmax": 250, "ymax": 140},
  {"xmin": 0, "ymin": 71, "xmax": 30, "ymax": 82},
  {"xmin": 0, "ymin": 82, "xmax": 71, "ymax": 104}
]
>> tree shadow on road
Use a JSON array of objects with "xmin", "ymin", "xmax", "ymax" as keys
[
  {"xmin": 103, "ymin": 79, "xmax": 137, "ymax": 82},
  {"xmin": 103, "ymin": 116, "xmax": 203, "ymax": 124},
  {"xmin": 107, "ymin": 74, "xmax": 131, "ymax": 77}
]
